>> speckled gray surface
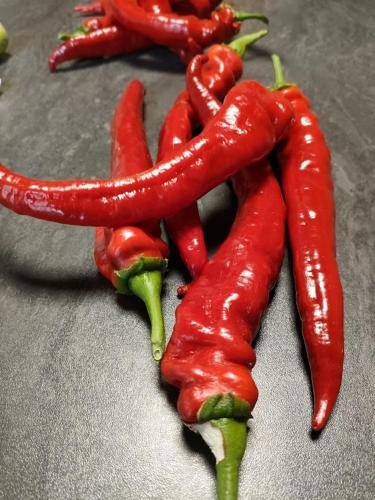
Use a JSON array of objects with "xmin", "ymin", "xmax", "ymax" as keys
[{"xmin": 0, "ymin": 1, "xmax": 374, "ymax": 499}]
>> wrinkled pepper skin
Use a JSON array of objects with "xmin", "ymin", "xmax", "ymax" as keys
[
  {"xmin": 200, "ymin": 44, "xmax": 243, "ymax": 100},
  {"xmin": 105, "ymin": 1, "xmax": 240, "ymax": 51},
  {"xmin": 276, "ymin": 84, "xmax": 344, "ymax": 431},
  {"xmin": 0, "ymin": 82, "xmax": 293, "ymax": 227},
  {"xmin": 161, "ymin": 161, "xmax": 286, "ymax": 422},
  {"xmin": 49, "ymin": 26, "xmax": 152, "ymax": 72},
  {"xmin": 161, "ymin": 51, "xmax": 287, "ymax": 424},
  {"xmin": 157, "ymin": 91, "xmax": 208, "ymax": 284}
]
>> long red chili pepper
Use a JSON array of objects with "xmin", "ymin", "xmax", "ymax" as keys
[
  {"xmin": 51, "ymin": 0, "xmax": 171, "ymax": 71},
  {"xmin": 49, "ymin": 26, "xmax": 153, "ymax": 72},
  {"xmin": 104, "ymin": 0, "xmax": 267, "ymax": 52},
  {"xmin": 157, "ymin": 31, "xmax": 268, "ymax": 292},
  {"xmin": 0, "ymin": 82, "xmax": 293, "ymax": 227},
  {"xmin": 94, "ymin": 80, "xmax": 169, "ymax": 361},
  {"xmin": 157, "ymin": 90, "xmax": 208, "ymax": 287},
  {"xmin": 272, "ymin": 55, "xmax": 344, "ymax": 431},
  {"xmin": 162, "ymin": 55, "xmax": 287, "ymax": 499}
]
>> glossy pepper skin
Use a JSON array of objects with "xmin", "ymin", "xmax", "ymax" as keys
[
  {"xmin": 160, "ymin": 52, "xmax": 286, "ymax": 500},
  {"xmin": 161, "ymin": 164, "xmax": 286, "ymax": 422},
  {"xmin": 157, "ymin": 32, "xmax": 268, "ymax": 291},
  {"xmin": 105, "ymin": 1, "xmax": 241, "ymax": 52},
  {"xmin": 48, "ymin": 26, "xmax": 153, "ymax": 72},
  {"xmin": 272, "ymin": 56, "xmax": 344, "ymax": 431},
  {"xmin": 157, "ymin": 91, "xmax": 208, "ymax": 287},
  {"xmin": 94, "ymin": 80, "xmax": 169, "ymax": 361},
  {"xmin": 0, "ymin": 81, "xmax": 293, "ymax": 227}
]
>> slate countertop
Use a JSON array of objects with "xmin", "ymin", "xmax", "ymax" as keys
[{"xmin": 0, "ymin": 1, "xmax": 374, "ymax": 499}]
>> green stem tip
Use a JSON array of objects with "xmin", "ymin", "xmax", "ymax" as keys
[
  {"xmin": 128, "ymin": 271, "xmax": 165, "ymax": 362},
  {"xmin": 214, "ymin": 419, "xmax": 247, "ymax": 500},
  {"xmin": 233, "ymin": 11, "xmax": 269, "ymax": 25},
  {"xmin": 192, "ymin": 418, "xmax": 247, "ymax": 500},
  {"xmin": 271, "ymin": 53, "xmax": 294, "ymax": 90},
  {"xmin": 58, "ymin": 25, "xmax": 89, "ymax": 42},
  {"xmin": 228, "ymin": 30, "xmax": 268, "ymax": 58}
]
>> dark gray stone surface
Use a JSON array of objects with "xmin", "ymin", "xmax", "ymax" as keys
[{"xmin": 0, "ymin": 0, "xmax": 374, "ymax": 498}]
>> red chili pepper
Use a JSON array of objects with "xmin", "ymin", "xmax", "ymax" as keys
[
  {"xmin": 157, "ymin": 31, "xmax": 267, "ymax": 293},
  {"xmin": 49, "ymin": 25, "xmax": 153, "ymax": 72},
  {"xmin": 157, "ymin": 91, "xmax": 208, "ymax": 290},
  {"xmin": 94, "ymin": 80, "xmax": 169, "ymax": 360},
  {"xmin": 271, "ymin": 55, "xmax": 344, "ymax": 431},
  {"xmin": 0, "ymin": 81, "xmax": 293, "ymax": 227},
  {"xmin": 75, "ymin": 1, "xmax": 105, "ymax": 15},
  {"xmin": 159, "ymin": 52, "xmax": 286, "ymax": 500},
  {"xmin": 104, "ymin": 0, "xmax": 267, "ymax": 53},
  {"xmin": 74, "ymin": 0, "xmax": 218, "ymax": 18}
]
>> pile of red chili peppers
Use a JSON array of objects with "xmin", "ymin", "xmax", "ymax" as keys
[{"xmin": 0, "ymin": 2, "xmax": 344, "ymax": 499}]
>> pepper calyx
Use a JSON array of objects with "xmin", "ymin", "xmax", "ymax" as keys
[
  {"xmin": 198, "ymin": 393, "xmax": 251, "ymax": 423},
  {"xmin": 227, "ymin": 30, "xmax": 268, "ymax": 58},
  {"xmin": 58, "ymin": 25, "xmax": 90, "ymax": 42},
  {"xmin": 115, "ymin": 256, "xmax": 168, "ymax": 295}
]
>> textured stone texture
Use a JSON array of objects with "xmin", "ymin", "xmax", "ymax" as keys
[{"xmin": 0, "ymin": 0, "xmax": 374, "ymax": 499}]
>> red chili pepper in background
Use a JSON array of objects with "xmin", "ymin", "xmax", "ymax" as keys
[
  {"xmin": 51, "ymin": 0, "xmax": 171, "ymax": 71},
  {"xmin": 104, "ymin": 0, "xmax": 267, "ymax": 53},
  {"xmin": 48, "ymin": 26, "xmax": 153, "ymax": 72},
  {"xmin": 94, "ymin": 80, "xmax": 169, "ymax": 361},
  {"xmin": 0, "ymin": 82, "xmax": 293, "ymax": 227},
  {"xmin": 75, "ymin": 1, "xmax": 105, "ymax": 15},
  {"xmin": 74, "ymin": 0, "xmax": 219, "ymax": 18},
  {"xmin": 271, "ymin": 55, "xmax": 344, "ymax": 431},
  {"xmin": 162, "ymin": 54, "xmax": 287, "ymax": 499},
  {"xmin": 157, "ymin": 31, "xmax": 267, "ymax": 294}
]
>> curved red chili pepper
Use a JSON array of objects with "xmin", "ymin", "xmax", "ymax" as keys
[
  {"xmin": 157, "ymin": 91, "xmax": 208, "ymax": 285},
  {"xmin": 0, "ymin": 82, "xmax": 293, "ymax": 227},
  {"xmin": 49, "ymin": 26, "xmax": 153, "ymax": 72},
  {"xmin": 104, "ymin": 1, "xmax": 266, "ymax": 52},
  {"xmin": 156, "ymin": 32, "xmax": 268, "ymax": 294},
  {"xmin": 160, "ymin": 50, "xmax": 286, "ymax": 500},
  {"xmin": 272, "ymin": 55, "xmax": 344, "ymax": 431},
  {"xmin": 94, "ymin": 80, "xmax": 169, "ymax": 361}
]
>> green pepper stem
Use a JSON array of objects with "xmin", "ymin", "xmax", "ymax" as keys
[
  {"xmin": 271, "ymin": 54, "xmax": 294, "ymax": 90},
  {"xmin": 272, "ymin": 54, "xmax": 286, "ymax": 89},
  {"xmin": 128, "ymin": 271, "xmax": 165, "ymax": 362},
  {"xmin": 213, "ymin": 419, "xmax": 247, "ymax": 500},
  {"xmin": 233, "ymin": 11, "xmax": 269, "ymax": 25},
  {"xmin": 228, "ymin": 30, "xmax": 268, "ymax": 59}
]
